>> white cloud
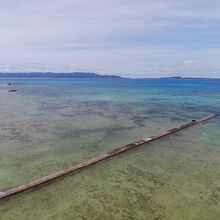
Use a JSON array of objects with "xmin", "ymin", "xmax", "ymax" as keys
[
  {"xmin": 0, "ymin": 0, "xmax": 220, "ymax": 77},
  {"xmin": 183, "ymin": 60, "xmax": 194, "ymax": 67}
]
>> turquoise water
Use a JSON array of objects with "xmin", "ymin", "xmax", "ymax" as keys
[{"xmin": 0, "ymin": 78, "xmax": 219, "ymax": 219}]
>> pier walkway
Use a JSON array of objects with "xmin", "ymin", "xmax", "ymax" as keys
[{"xmin": 0, "ymin": 114, "xmax": 217, "ymax": 200}]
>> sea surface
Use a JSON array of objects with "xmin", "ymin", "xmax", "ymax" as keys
[{"xmin": 0, "ymin": 78, "xmax": 219, "ymax": 220}]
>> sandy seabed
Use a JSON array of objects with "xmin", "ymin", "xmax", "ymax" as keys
[{"xmin": 0, "ymin": 79, "xmax": 219, "ymax": 220}]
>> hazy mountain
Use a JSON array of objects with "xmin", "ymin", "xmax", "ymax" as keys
[{"xmin": 0, "ymin": 72, "xmax": 122, "ymax": 79}]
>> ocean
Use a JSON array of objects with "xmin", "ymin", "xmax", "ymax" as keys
[{"xmin": 0, "ymin": 78, "xmax": 219, "ymax": 219}]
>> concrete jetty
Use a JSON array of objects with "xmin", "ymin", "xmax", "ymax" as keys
[{"xmin": 0, "ymin": 114, "xmax": 217, "ymax": 200}]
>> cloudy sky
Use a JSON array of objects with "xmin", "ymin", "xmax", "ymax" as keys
[{"xmin": 0, "ymin": 0, "xmax": 220, "ymax": 77}]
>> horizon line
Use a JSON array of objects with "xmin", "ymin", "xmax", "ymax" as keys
[{"xmin": 0, "ymin": 72, "xmax": 219, "ymax": 79}]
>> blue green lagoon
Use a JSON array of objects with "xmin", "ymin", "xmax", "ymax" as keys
[{"xmin": 0, "ymin": 78, "xmax": 219, "ymax": 219}]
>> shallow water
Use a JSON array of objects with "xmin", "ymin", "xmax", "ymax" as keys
[{"xmin": 0, "ymin": 78, "xmax": 219, "ymax": 219}]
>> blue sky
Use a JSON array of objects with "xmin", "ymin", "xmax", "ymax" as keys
[{"xmin": 0, "ymin": 0, "xmax": 220, "ymax": 77}]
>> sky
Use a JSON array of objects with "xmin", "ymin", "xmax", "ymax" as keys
[{"xmin": 0, "ymin": 0, "xmax": 220, "ymax": 78}]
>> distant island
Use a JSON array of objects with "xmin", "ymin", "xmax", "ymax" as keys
[
  {"xmin": 0, "ymin": 72, "xmax": 219, "ymax": 79},
  {"xmin": 0, "ymin": 72, "xmax": 122, "ymax": 79}
]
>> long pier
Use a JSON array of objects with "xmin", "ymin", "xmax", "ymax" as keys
[{"xmin": 0, "ymin": 114, "xmax": 217, "ymax": 200}]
